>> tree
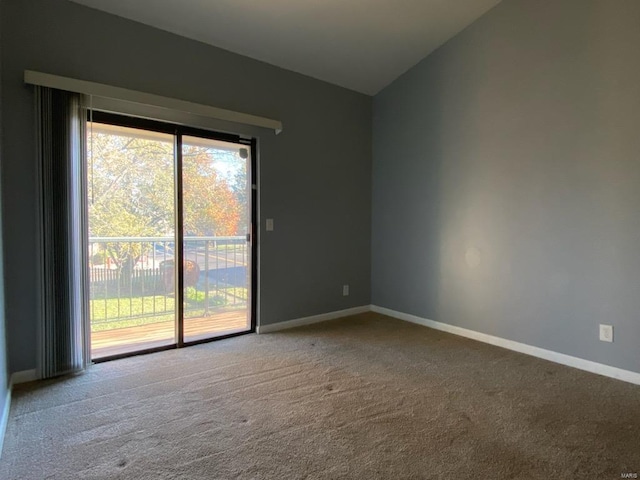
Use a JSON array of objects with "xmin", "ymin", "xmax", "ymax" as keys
[
  {"xmin": 87, "ymin": 130, "xmax": 175, "ymax": 241},
  {"xmin": 182, "ymin": 145, "xmax": 241, "ymax": 236},
  {"xmin": 230, "ymin": 155, "xmax": 249, "ymax": 231},
  {"xmin": 87, "ymin": 125, "xmax": 243, "ymax": 278}
]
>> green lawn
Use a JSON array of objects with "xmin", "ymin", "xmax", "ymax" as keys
[
  {"xmin": 224, "ymin": 287, "xmax": 248, "ymax": 300},
  {"xmin": 90, "ymin": 295, "xmax": 174, "ymax": 331},
  {"xmin": 90, "ymin": 288, "xmax": 247, "ymax": 332}
]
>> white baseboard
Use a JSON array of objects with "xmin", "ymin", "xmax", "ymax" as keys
[
  {"xmin": 0, "ymin": 389, "xmax": 11, "ymax": 458},
  {"xmin": 10, "ymin": 369, "xmax": 37, "ymax": 386},
  {"xmin": 1, "ymin": 369, "xmax": 37, "ymax": 458},
  {"xmin": 257, "ymin": 305, "xmax": 370, "ymax": 334},
  {"xmin": 371, "ymin": 305, "xmax": 640, "ymax": 387}
]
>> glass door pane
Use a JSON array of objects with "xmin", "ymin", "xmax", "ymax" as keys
[
  {"xmin": 87, "ymin": 122, "xmax": 176, "ymax": 359},
  {"xmin": 181, "ymin": 135, "xmax": 251, "ymax": 342}
]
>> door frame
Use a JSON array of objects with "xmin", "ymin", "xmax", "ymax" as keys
[{"xmin": 87, "ymin": 110, "xmax": 258, "ymax": 362}]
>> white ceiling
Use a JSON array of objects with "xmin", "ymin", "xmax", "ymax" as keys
[{"xmin": 70, "ymin": 0, "xmax": 502, "ymax": 95}]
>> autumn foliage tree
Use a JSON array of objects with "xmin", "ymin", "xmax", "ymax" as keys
[
  {"xmin": 182, "ymin": 145, "xmax": 241, "ymax": 236},
  {"xmin": 87, "ymin": 124, "xmax": 244, "ymax": 276}
]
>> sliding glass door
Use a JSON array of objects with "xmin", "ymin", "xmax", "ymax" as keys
[
  {"xmin": 181, "ymin": 136, "xmax": 252, "ymax": 343},
  {"xmin": 87, "ymin": 113, "xmax": 255, "ymax": 360}
]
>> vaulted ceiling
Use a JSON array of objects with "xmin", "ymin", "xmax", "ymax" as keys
[{"xmin": 70, "ymin": 0, "xmax": 502, "ymax": 95}]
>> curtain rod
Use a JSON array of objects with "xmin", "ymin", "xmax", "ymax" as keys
[{"xmin": 24, "ymin": 70, "xmax": 283, "ymax": 135}]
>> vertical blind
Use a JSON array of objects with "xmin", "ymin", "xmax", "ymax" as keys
[{"xmin": 36, "ymin": 87, "xmax": 90, "ymax": 378}]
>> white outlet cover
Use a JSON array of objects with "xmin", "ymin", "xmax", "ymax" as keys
[
  {"xmin": 266, "ymin": 219, "xmax": 274, "ymax": 231},
  {"xmin": 599, "ymin": 324, "xmax": 613, "ymax": 343},
  {"xmin": 342, "ymin": 285, "xmax": 349, "ymax": 296}
]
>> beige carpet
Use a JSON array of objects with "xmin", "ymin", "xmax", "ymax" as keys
[{"xmin": 2, "ymin": 312, "xmax": 639, "ymax": 479}]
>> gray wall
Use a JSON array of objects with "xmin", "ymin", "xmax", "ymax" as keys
[
  {"xmin": 0, "ymin": 0, "xmax": 9, "ymax": 431},
  {"xmin": 373, "ymin": 0, "xmax": 640, "ymax": 373},
  {"xmin": 1, "ymin": 0, "xmax": 372, "ymax": 373}
]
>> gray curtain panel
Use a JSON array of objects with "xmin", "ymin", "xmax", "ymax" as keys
[{"xmin": 35, "ymin": 86, "xmax": 90, "ymax": 378}]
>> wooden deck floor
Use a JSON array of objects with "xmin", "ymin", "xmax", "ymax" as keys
[{"xmin": 91, "ymin": 309, "xmax": 250, "ymax": 359}]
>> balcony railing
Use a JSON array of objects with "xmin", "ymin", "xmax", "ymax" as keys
[{"xmin": 88, "ymin": 236, "xmax": 248, "ymax": 331}]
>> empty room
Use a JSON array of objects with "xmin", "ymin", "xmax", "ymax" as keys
[{"xmin": 1, "ymin": 0, "xmax": 639, "ymax": 478}]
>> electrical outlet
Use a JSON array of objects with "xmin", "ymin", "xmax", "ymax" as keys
[
  {"xmin": 599, "ymin": 324, "xmax": 613, "ymax": 343},
  {"xmin": 342, "ymin": 285, "xmax": 349, "ymax": 296},
  {"xmin": 265, "ymin": 219, "xmax": 274, "ymax": 231}
]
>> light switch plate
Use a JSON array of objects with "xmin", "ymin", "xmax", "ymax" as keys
[
  {"xmin": 599, "ymin": 324, "xmax": 613, "ymax": 343},
  {"xmin": 266, "ymin": 219, "xmax": 274, "ymax": 231}
]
